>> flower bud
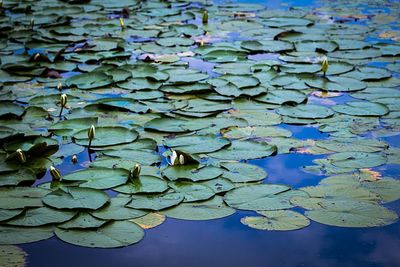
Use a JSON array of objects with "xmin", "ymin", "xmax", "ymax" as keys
[
  {"xmin": 50, "ymin": 166, "xmax": 62, "ymax": 181},
  {"xmin": 71, "ymin": 155, "xmax": 78, "ymax": 164},
  {"xmin": 88, "ymin": 125, "xmax": 95, "ymax": 140},
  {"xmin": 321, "ymin": 57, "xmax": 328, "ymax": 76},
  {"xmin": 57, "ymin": 81, "xmax": 63, "ymax": 90},
  {"xmin": 202, "ymin": 10, "xmax": 208, "ymax": 24},
  {"xmin": 16, "ymin": 149, "xmax": 26, "ymax": 163},
  {"xmin": 60, "ymin": 94, "xmax": 67, "ymax": 108},
  {"xmin": 119, "ymin": 17, "xmax": 125, "ymax": 28},
  {"xmin": 129, "ymin": 163, "xmax": 141, "ymax": 180},
  {"xmin": 30, "ymin": 18, "xmax": 34, "ymax": 29},
  {"xmin": 179, "ymin": 154, "xmax": 185, "ymax": 165}
]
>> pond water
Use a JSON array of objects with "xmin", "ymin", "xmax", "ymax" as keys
[{"xmin": 0, "ymin": 0, "xmax": 399, "ymax": 266}]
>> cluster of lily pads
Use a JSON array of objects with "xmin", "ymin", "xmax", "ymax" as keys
[{"xmin": 0, "ymin": 0, "xmax": 399, "ymax": 249}]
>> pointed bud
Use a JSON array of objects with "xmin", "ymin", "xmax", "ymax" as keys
[
  {"xmin": 88, "ymin": 125, "xmax": 95, "ymax": 140},
  {"xmin": 50, "ymin": 166, "xmax": 62, "ymax": 181},
  {"xmin": 16, "ymin": 149, "xmax": 26, "ymax": 163},
  {"xmin": 71, "ymin": 155, "xmax": 78, "ymax": 164},
  {"xmin": 179, "ymin": 154, "xmax": 185, "ymax": 165},
  {"xmin": 169, "ymin": 150, "xmax": 178, "ymax": 166},
  {"xmin": 119, "ymin": 17, "xmax": 125, "ymax": 29},
  {"xmin": 129, "ymin": 163, "xmax": 141, "ymax": 180},
  {"xmin": 60, "ymin": 94, "xmax": 67, "ymax": 108},
  {"xmin": 30, "ymin": 18, "xmax": 34, "ymax": 30},
  {"xmin": 321, "ymin": 57, "xmax": 328, "ymax": 77},
  {"xmin": 202, "ymin": 10, "xmax": 208, "ymax": 24},
  {"xmin": 57, "ymin": 81, "xmax": 63, "ymax": 90},
  {"xmin": 33, "ymin": 53, "xmax": 40, "ymax": 61},
  {"xmin": 200, "ymin": 40, "xmax": 204, "ymax": 46}
]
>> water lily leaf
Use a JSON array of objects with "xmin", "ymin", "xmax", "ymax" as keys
[
  {"xmin": 161, "ymin": 196, "xmax": 235, "ymax": 220},
  {"xmin": 164, "ymin": 135, "xmax": 230, "ymax": 154},
  {"xmin": 198, "ymin": 178, "xmax": 234, "ymax": 194},
  {"xmin": 241, "ymin": 40, "xmax": 294, "ymax": 53},
  {"xmin": 168, "ymin": 181, "xmax": 215, "ymax": 202},
  {"xmin": 66, "ymin": 72, "xmax": 113, "ymax": 89},
  {"xmin": 332, "ymin": 101, "xmax": 389, "ymax": 116},
  {"xmin": 362, "ymin": 178, "xmax": 400, "ymax": 203},
  {"xmin": 277, "ymin": 104, "xmax": 334, "ymax": 119},
  {"xmin": 0, "ymin": 209, "xmax": 24, "ymax": 222},
  {"xmin": 306, "ymin": 76, "xmax": 366, "ymax": 92},
  {"xmin": 58, "ymin": 212, "xmax": 106, "ymax": 229},
  {"xmin": 327, "ymin": 152, "xmax": 387, "ymax": 169},
  {"xmin": 224, "ymin": 184, "xmax": 306, "ymax": 211},
  {"xmin": 221, "ymin": 162, "xmax": 267, "ymax": 183},
  {"xmin": 90, "ymin": 197, "xmax": 147, "ymax": 220},
  {"xmin": 102, "ymin": 150, "xmax": 161, "ymax": 165},
  {"xmin": 130, "ymin": 213, "xmax": 165, "ymax": 229},
  {"xmin": 43, "ymin": 187, "xmax": 109, "ymax": 210},
  {"xmin": 6, "ymin": 207, "xmax": 76, "ymax": 226},
  {"xmin": 162, "ymin": 165, "xmax": 223, "ymax": 182},
  {"xmin": 0, "ymin": 101, "xmax": 25, "ymax": 118},
  {"xmin": 255, "ymin": 90, "xmax": 306, "ymax": 105},
  {"xmin": 73, "ymin": 126, "xmax": 139, "ymax": 147},
  {"xmin": 113, "ymin": 175, "xmax": 168, "ymax": 194},
  {"xmin": 0, "ymin": 169, "xmax": 37, "ymax": 186},
  {"xmin": 0, "ymin": 225, "xmax": 54, "ymax": 245},
  {"xmin": 208, "ymin": 140, "xmax": 277, "ymax": 160},
  {"xmin": 62, "ymin": 167, "xmax": 129, "ymax": 190},
  {"xmin": 241, "ymin": 210, "xmax": 310, "ymax": 231},
  {"xmin": 0, "ymin": 245, "xmax": 26, "ymax": 266},
  {"xmin": 0, "ymin": 187, "xmax": 49, "ymax": 210},
  {"xmin": 223, "ymin": 126, "xmax": 292, "ymax": 139},
  {"xmin": 55, "ymin": 221, "xmax": 144, "ymax": 248},
  {"xmin": 305, "ymin": 200, "xmax": 398, "ymax": 228},
  {"xmin": 126, "ymin": 192, "xmax": 184, "ymax": 211}
]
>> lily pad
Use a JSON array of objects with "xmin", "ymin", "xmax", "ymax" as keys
[
  {"xmin": 55, "ymin": 221, "xmax": 144, "ymax": 248},
  {"xmin": 241, "ymin": 210, "xmax": 310, "ymax": 231}
]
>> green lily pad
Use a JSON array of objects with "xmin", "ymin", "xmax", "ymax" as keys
[
  {"xmin": 221, "ymin": 162, "xmax": 267, "ymax": 183},
  {"xmin": 90, "ymin": 197, "xmax": 147, "ymax": 220},
  {"xmin": 164, "ymin": 135, "xmax": 230, "ymax": 154},
  {"xmin": 305, "ymin": 200, "xmax": 398, "ymax": 228},
  {"xmin": 0, "ymin": 225, "xmax": 54, "ymax": 245},
  {"xmin": 241, "ymin": 210, "xmax": 310, "ymax": 231},
  {"xmin": 224, "ymin": 184, "xmax": 306, "ymax": 211},
  {"xmin": 62, "ymin": 167, "xmax": 129, "ymax": 190},
  {"xmin": 208, "ymin": 140, "xmax": 277, "ymax": 160},
  {"xmin": 113, "ymin": 175, "xmax": 168, "ymax": 194},
  {"xmin": 43, "ymin": 187, "xmax": 109, "ymax": 210},
  {"xmin": 0, "ymin": 187, "xmax": 49, "ymax": 210},
  {"xmin": 168, "ymin": 181, "xmax": 215, "ymax": 202},
  {"xmin": 332, "ymin": 101, "xmax": 389, "ymax": 116},
  {"xmin": 66, "ymin": 72, "xmax": 113, "ymax": 90},
  {"xmin": 6, "ymin": 207, "xmax": 76, "ymax": 227},
  {"xmin": 58, "ymin": 212, "xmax": 106, "ymax": 229},
  {"xmin": 161, "ymin": 196, "xmax": 235, "ymax": 221},
  {"xmin": 55, "ymin": 221, "xmax": 144, "ymax": 248},
  {"xmin": 73, "ymin": 126, "xmax": 139, "ymax": 147},
  {"xmin": 162, "ymin": 165, "xmax": 223, "ymax": 182},
  {"xmin": 126, "ymin": 192, "xmax": 184, "ymax": 211},
  {"xmin": 0, "ymin": 245, "xmax": 27, "ymax": 266}
]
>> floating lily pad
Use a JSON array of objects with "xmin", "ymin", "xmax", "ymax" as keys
[
  {"xmin": 0, "ymin": 225, "xmax": 54, "ymax": 245},
  {"xmin": 6, "ymin": 207, "xmax": 76, "ymax": 227},
  {"xmin": 130, "ymin": 213, "xmax": 166, "ymax": 229},
  {"xmin": 113, "ymin": 175, "xmax": 168, "ymax": 194},
  {"xmin": 73, "ymin": 126, "xmax": 139, "ymax": 147},
  {"xmin": 305, "ymin": 200, "xmax": 398, "ymax": 228},
  {"xmin": 55, "ymin": 221, "xmax": 144, "ymax": 248},
  {"xmin": 208, "ymin": 140, "xmax": 277, "ymax": 160},
  {"xmin": 162, "ymin": 165, "xmax": 223, "ymax": 182},
  {"xmin": 90, "ymin": 197, "xmax": 147, "ymax": 220},
  {"xmin": 62, "ymin": 167, "xmax": 129, "ymax": 190},
  {"xmin": 126, "ymin": 192, "xmax": 184, "ymax": 211},
  {"xmin": 221, "ymin": 162, "xmax": 267, "ymax": 183},
  {"xmin": 241, "ymin": 210, "xmax": 310, "ymax": 231},
  {"xmin": 43, "ymin": 187, "xmax": 109, "ymax": 210},
  {"xmin": 161, "ymin": 196, "xmax": 235, "ymax": 220},
  {"xmin": 0, "ymin": 187, "xmax": 49, "ymax": 210}
]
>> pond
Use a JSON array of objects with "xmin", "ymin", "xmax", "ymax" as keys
[{"xmin": 0, "ymin": 0, "xmax": 399, "ymax": 266}]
